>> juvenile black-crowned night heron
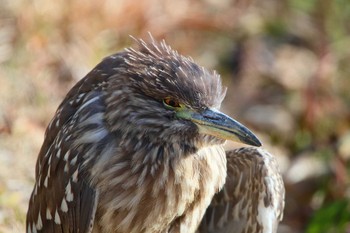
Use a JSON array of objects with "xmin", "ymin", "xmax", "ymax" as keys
[{"xmin": 26, "ymin": 36, "xmax": 284, "ymax": 233}]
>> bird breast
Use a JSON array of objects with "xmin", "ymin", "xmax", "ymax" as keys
[{"xmin": 91, "ymin": 143, "xmax": 227, "ymax": 233}]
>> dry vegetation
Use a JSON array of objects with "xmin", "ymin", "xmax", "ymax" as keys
[{"xmin": 0, "ymin": 0, "xmax": 349, "ymax": 232}]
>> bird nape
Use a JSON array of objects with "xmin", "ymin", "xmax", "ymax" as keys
[{"xmin": 26, "ymin": 36, "xmax": 284, "ymax": 233}]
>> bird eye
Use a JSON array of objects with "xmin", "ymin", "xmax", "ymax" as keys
[{"xmin": 163, "ymin": 98, "xmax": 181, "ymax": 108}]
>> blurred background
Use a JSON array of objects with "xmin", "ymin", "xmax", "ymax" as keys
[{"xmin": 0, "ymin": 0, "xmax": 350, "ymax": 232}]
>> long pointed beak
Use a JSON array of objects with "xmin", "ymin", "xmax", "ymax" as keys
[{"xmin": 176, "ymin": 108, "xmax": 261, "ymax": 147}]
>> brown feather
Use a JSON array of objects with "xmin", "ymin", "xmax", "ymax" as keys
[{"xmin": 198, "ymin": 147, "xmax": 285, "ymax": 233}]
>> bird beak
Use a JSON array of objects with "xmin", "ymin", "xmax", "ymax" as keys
[{"xmin": 176, "ymin": 108, "xmax": 262, "ymax": 147}]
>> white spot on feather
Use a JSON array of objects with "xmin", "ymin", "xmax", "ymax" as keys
[
  {"xmin": 54, "ymin": 209, "xmax": 61, "ymax": 224},
  {"xmin": 70, "ymin": 155, "xmax": 77, "ymax": 166},
  {"xmin": 47, "ymin": 164, "xmax": 51, "ymax": 178},
  {"xmin": 56, "ymin": 148, "xmax": 61, "ymax": 158},
  {"xmin": 46, "ymin": 208, "xmax": 52, "ymax": 220},
  {"xmin": 61, "ymin": 198, "xmax": 68, "ymax": 212},
  {"xmin": 32, "ymin": 224, "xmax": 37, "ymax": 233},
  {"xmin": 48, "ymin": 119, "xmax": 53, "ymax": 130},
  {"xmin": 75, "ymin": 96, "xmax": 100, "ymax": 115},
  {"xmin": 72, "ymin": 169, "xmax": 79, "ymax": 182},
  {"xmin": 65, "ymin": 181, "xmax": 74, "ymax": 202},
  {"xmin": 65, "ymin": 134, "xmax": 72, "ymax": 141},
  {"xmin": 36, "ymin": 213, "xmax": 43, "ymax": 230},
  {"xmin": 44, "ymin": 176, "xmax": 48, "ymax": 188},
  {"xmin": 44, "ymin": 147, "xmax": 51, "ymax": 158},
  {"xmin": 76, "ymin": 128, "xmax": 108, "ymax": 144},
  {"xmin": 64, "ymin": 150, "xmax": 70, "ymax": 161}
]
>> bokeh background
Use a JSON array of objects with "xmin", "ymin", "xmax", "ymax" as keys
[{"xmin": 0, "ymin": 0, "xmax": 350, "ymax": 232}]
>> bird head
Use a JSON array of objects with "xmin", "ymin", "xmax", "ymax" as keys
[{"xmin": 104, "ymin": 36, "xmax": 261, "ymax": 150}]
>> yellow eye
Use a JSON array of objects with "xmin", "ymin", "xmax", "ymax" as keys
[{"xmin": 163, "ymin": 98, "xmax": 181, "ymax": 108}]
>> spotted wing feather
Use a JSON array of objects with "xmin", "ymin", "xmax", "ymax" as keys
[
  {"xmin": 198, "ymin": 147, "xmax": 285, "ymax": 233},
  {"xmin": 26, "ymin": 55, "xmax": 125, "ymax": 233}
]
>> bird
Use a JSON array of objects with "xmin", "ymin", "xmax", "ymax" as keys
[
  {"xmin": 198, "ymin": 147, "xmax": 285, "ymax": 233},
  {"xmin": 26, "ymin": 35, "xmax": 284, "ymax": 233}
]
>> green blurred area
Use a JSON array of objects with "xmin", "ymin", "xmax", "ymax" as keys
[
  {"xmin": 306, "ymin": 199, "xmax": 350, "ymax": 233},
  {"xmin": 0, "ymin": 0, "xmax": 349, "ymax": 232}
]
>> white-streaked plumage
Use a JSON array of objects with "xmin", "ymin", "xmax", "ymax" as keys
[
  {"xmin": 199, "ymin": 147, "xmax": 285, "ymax": 233},
  {"xmin": 26, "ymin": 36, "xmax": 284, "ymax": 233}
]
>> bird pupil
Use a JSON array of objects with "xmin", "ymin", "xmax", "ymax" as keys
[{"xmin": 164, "ymin": 98, "xmax": 179, "ymax": 107}]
